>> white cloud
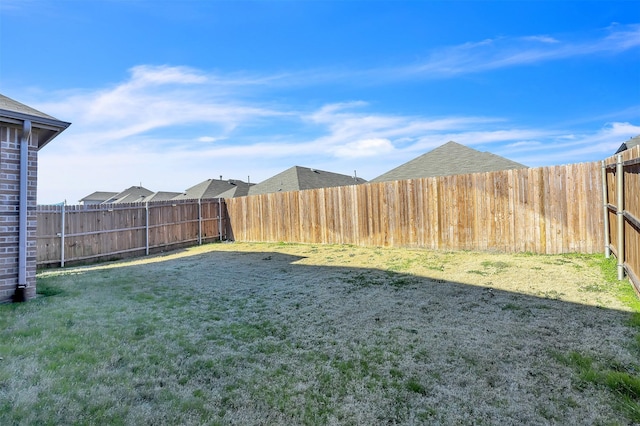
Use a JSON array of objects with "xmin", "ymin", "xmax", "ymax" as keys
[
  {"xmin": 497, "ymin": 122, "xmax": 640, "ymax": 166},
  {"xmin": 402, "ymin": 23, "xmax": 640, "ymax": 77},
  {"xmin": 506, "ymin": 140, "xmax": 543, "ymax": 148},
  {"xmin": 409, "ymin": 129, "xmax": 553, "ymax": 154},
  {"xmin": 197, "ymin": 136, "xmax": 219, "ymax": 143},
  {"xmin": 34, "ymin": 65, "xmax": 289, "ymax": 151},
  {"xmin": 333, "ymin": 138, "xmax": 395, "ymax": 158},
  {"xmin": 522, "ymin": 35, "xmax": 560, "ymax": 44},
  {"xmin": 129, "ymin": 65, "xmax": 208, "ymax": 86},
  {"xmin": 304, "ymin": 101, "xmax": 505, "ymax": 156},
  {"xmin": 603, "ymin": 23, "xmax": 640, "ymax": 51}
]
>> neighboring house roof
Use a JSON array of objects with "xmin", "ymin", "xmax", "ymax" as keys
[
  {"xmin": 79, "ymin": 191, "xmax": 118, "ymax": 204},
  {"xmin": 0, "ymin": 94, "xmax": 71, "ymax": 149},
  {"xmin": 173, "ymin": 178, "xmax": 253, "ymax": 200},
  {"xmin": 248, "ymin": 166, "xmax": 366, "ymax": 196},
  {"xmin": 370, "ymin": 141, "xmax": 527, "ymax": 183},
  {"xmin": 215, "ymin": 185, "xmax": 250, "ymax": 199},
  {"xmin": 102, "ymin": 186, "xmax": 154, "ymax": 204},
  {"xmin": 615, "ymin": 135, "xmax": 640, "ymax": 154},
  {"xmin": 144, "ymin": 191, "xmax": 182, "ymax": 202}
]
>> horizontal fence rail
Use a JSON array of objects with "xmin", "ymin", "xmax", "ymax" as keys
[
  {"xmin": 604, "ymin": 145, "xmax": 640, "ymax": 292},
  {"xmin": 226, "ymin": 162, "xmax": 604, "ymax": 255},
  {"xmin": 37, "ymin": 198, "xmax": 228, "ymax": 267}
]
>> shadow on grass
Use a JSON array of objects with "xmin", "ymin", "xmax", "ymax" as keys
[{"xmin": 3, "ymin": 247, "xmax": 640, "ymax": 425}]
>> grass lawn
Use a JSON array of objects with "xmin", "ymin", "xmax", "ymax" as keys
[{"xmin": 1, "ymin": 242, "xmax": 640, "ymax": 425}]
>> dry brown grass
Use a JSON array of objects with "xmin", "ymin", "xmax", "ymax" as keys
[{"xmin": 1, "ymin": 242, "xmax": 638, "ymax": 425}]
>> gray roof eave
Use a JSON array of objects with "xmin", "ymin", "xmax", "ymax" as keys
[{"xmin": 0, "ymin": 109, "xmax": 71, "ymax": 149}]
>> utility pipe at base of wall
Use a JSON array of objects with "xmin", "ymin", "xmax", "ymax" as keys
[{"xmin": 14, "ymin": 120, "xmax": 31, "ymax": 302}]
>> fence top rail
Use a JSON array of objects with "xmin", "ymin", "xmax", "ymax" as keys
[
  {"xmin": 604, "ymin": 145, "xmax": 640, "ymax": 166},
  {"xmin": 604, "ymin": 157, "xmax": 640, "ymax": 169},
  {"xmin": 623, "ymin": 157, "xmax": 640, "ymax": 167},
  {"xmin": 37, "ymin": 197, "xmax": 224, "ymax": 212}
]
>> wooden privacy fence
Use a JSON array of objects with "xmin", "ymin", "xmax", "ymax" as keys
[
  {"xmin": 603, "ymin": 145, "xmax": 640, "ymax": 291},
  {"xmin": 37, "ymin": 198, "xmax": 228, "ymax": 266},
  {"xmin": 226, "ymin": 162, "xmax": 604, "ymax": 254}
]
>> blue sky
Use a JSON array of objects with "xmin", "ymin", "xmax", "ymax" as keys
[{"xmin": 1, "ymin": 0, "xmax": 638, "ymax": 204}]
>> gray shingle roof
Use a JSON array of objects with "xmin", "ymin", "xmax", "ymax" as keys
[
  {"xmin": 615, "ymin": 135, "xmax": 640, "ymax": 154},
  {"xmin": 215, "ymin": 186, "xmax": 248, "ymax": 199},
  {"xmin": 371, "ymin": 141, "xmax": 527, "ymax": 183},
  {"xmin": 248, "ymin": 166, "xmax": 366, "ymax": 196},
  {"xmin": 173, "ymin": 178, "xmax": 252, "ymax": 200},
  {"xmin": 0, "ymin": 94, "xmax": 70, "ymax": 149},
  {"xmin": 0, "ymin": 94, "xmax": 58, "ymax": 120},
  {"xmin": 103, "ymin": 186, "xmax": 154, "ymax": 204},
  {"xmin": 144, "ymin": 191, "xmax": 182, "ymax": 202},
  {"xmin": 81, "ymin": 189, "xmax": 181, "ymax": 204},
  {"xmin": 79, "ymin": 191, "xmax": 118, "ymax": 203}
]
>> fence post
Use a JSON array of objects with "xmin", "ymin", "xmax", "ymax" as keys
[
  {"xmin": 616, "ymin": 155, "xmax": 625, "ymax": 280},
  {"xmin": 602, "ymin": 161, "xmax": 610, "ymax": 258},
  {"xmin": 218, "ymin": 198, "xmax": 223, "ymax": 241},
  {"xmin": 145, "ymin": 202, "xmax": 150, "ymax": 256},
  {"xmin": 198, "ymin": 199, "xmax": 202, "ymax": 245},
  {"xmin": 60, "ymin": 202, "xmax": 65, "ymax": 267}
]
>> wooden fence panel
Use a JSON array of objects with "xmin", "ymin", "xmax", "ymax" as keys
[
  {"xmin": 37, "ymin": 199, "xmax": 226, "ymax": 266},
  {"xmin": 271, "ymin": 194, "xmax": 284, "ymax": 242},
  {"xmin": 199, "ymin": 199, "xmax": 222, "ymax": 242},
  {"xmin": 604, "ymin": 146, "xmax": 640, "ymax": 291},
  {"xmin": 147, "ymin": 201, "xmax": 200, "ymax": 249},
  {"xmin": 625, "ymin": 157, "xmax": 640, "ymax": 286},
  {"xmin": 515, "ymin": 170, "xmax": 528, "ymax": 252},
  {"xmin": 586, "ymin": 161, "xmax": 602, "ymax": 252},
  {"xmin": 286, "ymin": 192, "xmax": 295, "ymax": 242},
  {"xmin": 225, "ymin": 162, "xmax": 604, "ymax": 255},
  {"xmin": 268, "ymin": 193, "xmax": 276, "ymax": 242},
  {"xmin": 436, "ymin": 176, "xmax": 449, "ymax": 249},
  {"xmin": 307, "ymin": 191, "xmax": 318, "ymax": 243},
  {"xmin": 364, "ymin": 183, "xmax": 382, "ymax": 247},
  {"xmin": 545, "ymin": 166, "xmax": 560, "ymax": 254},
  {"xmin": 327, "ymin": 188, "xmax": 343, "ymax": 244},
  {"xmin": 621, "ymin": 146, "xmax": 639, "ymax": 287},
  {"xmin": 356, "ymin": 184, "xmax": 370, "ymax": 246},
  {"xmin": 378, "ymin": 182, "xmax": 390, "ymax": 246},
  {"xmin": 344, "ymin": 185, "xmax": 356, "ymax": 244},
  {"xmin": 318, "ymin": 188, "xmax": 328, "ymax": 244},
  {"xmin": 472, "ymin": 172, "xmax": 488, "ymax": 251},
  {"xmin": 36, "ymin": 205, "xmax": 63, "ymax": 264},
  {"xmin": 528, "ymin": 168, "xmax": 541, "ymax": 253}
]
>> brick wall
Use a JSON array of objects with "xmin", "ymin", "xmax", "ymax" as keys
[{"xmin": 0, "ymin": 124, "xmax": 38, "ymax": 302}]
